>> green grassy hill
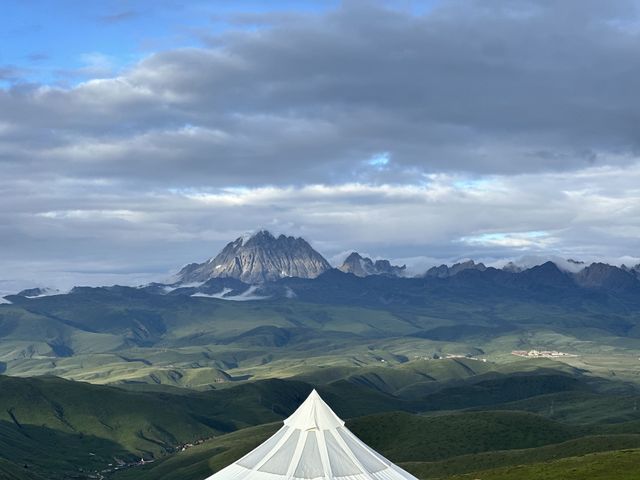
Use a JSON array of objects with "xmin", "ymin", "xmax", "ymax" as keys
[
  {"xmin": 112, "ymin": 409, "xmax": 640, "ymax": 480},
  {"xmin": 442, "ymin": 448, "xmax": 640, "ymax": 480},
  {"xmin": 0, "ymin": 365, "xmax": 638, "ymax": 479},
  {"xmin": 0, "ymin": 374, "xmax": 418, "ymax": 479},
  {"xmin": 0, "ymin": 376, "xmax": 217, "ymax": 479},
  {"xmin": 2, "ymin": 356, "xmax": 639, "ymax": 478},
  {"xmin": 2, "ymin": 279, "xmax": 640, "ymax": 479},
  {"xmin": 0, "ymin": 458, "xmax": 42, "ymax": 480},
  {"xmin": 111, "ymin": 423, "xmax": 280, "ymax": 480},
  {"xmin": 4, "ymin": 279, "xmax": 640, "ymax": 387},
  {"xmin": 0, "ymin": 375, "xmax": 311, "ymax": 479},
  {"xmin": 473, "ymin": 390, "xmax": 640, "ymax": 424},
  {"xmin": 347, "ymin": 410, "xmax": 578, "ymax": 462},
  {"xmin": 403, "ymin": 435, "xmax": 640, "ymax": 478}
]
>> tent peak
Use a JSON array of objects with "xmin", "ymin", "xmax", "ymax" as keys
[{"xmin": 283, "ymin": 389, "xmax": 345, "ymax": 431}]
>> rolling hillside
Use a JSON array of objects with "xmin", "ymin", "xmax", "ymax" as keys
[
  {"xmin": 112, "ymin": 408, "xmax": 640, "ymax": 480},
  {"xmin": 2, "ymin": 260, "xmax": 640, "ymax": 479},
  {"xmin": 0, "ymin": 360, "xmax": 638, "ymax": 479},
  {"xmin": 0, "ymin": 373, "xmax": 424, "ymax": 479},
  {"xmin": 3, "ymin": 270, "xmax": 640, "ymax": 388},
  {"xmin": 0, "ymin": 376, "xmax": 314, "ymax": 479},
  {"xmin": 441, "ymin": 448, "xmax": 640, "ymax": 480}
]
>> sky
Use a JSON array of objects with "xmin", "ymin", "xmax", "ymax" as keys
[{"xmin": 1, "ymin": 0, "xmax": 640, "ymax": 291}]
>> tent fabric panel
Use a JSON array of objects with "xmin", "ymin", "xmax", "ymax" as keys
[
  {"xmin": 237, "ymin": 426, "xmax": 290, "ymax": 469},
  {"xmin": 370, "ymin": 466, "xmax": 420, "ymax": 480},
  {"xmin": 293, "ymin": 431, "xmax": 325, "ymax": 479},
  {"xmin": 336, "ymin": 427, "xmax": 387, "ymax": 473},
  {"xmin": 324, "ymin": 430, "xmax": 362, "ymax": 477},
  {"xmin": 259, "ymin": 429, "xmax": 301, "ymax": 475},
  {"xmin": 204, "ymin": 463, "xmax": 251, "ymax": 480}
]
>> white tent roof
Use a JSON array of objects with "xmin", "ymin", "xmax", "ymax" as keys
[{"xmin": 204, "ymin": 389, "xmax": 418, "ymax": 480}]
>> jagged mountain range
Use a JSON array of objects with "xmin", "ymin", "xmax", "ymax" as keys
[
  {"xmin": 170, "ymin": 260, "xmax": 640, "ymax": 303},
  {"xmin": 171, "ymin": 229, "xmax": 639, "ymax": 287},
  {"xmin": 338, "ymin": 252, "xmax": 406, "ymax": 277},
  {"xmin": 12, "ymin": 258, "xmax": 631, "ymax": 308},
  {"xmin": 173, "ymin": 230, "xmax": 413, "ymax": 285},
  {"xmin": 3, "ymin": 230, "xmax": 640, "ymax": 300},
  {"xmin": 424, "ymin": 260, "xmax": 487, "ymax": 278},
  {"xmin": 7, "ymin": 260, "xmax": 637, "ymax": 307}
]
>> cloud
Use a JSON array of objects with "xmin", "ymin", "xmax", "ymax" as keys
[
  {"xmin": 1, "ymin": 161, "xmax": 640, "ymax": 290},
  {"xmin": 459, "ymin": 231, "xmax": 554, "ymax": 249},
  {"xmin": 98, "ymin": 10, "xmax": 139, "ymax": 24},
  {"xmin": 26, "ymin": 52, "xmax": 49, "ymax": 63},
  {"xmin": 0, "ymin": 66, "xmax": 25, "ymax": 82},
  {"xmin": 1, "ymin": 0, "xmax": 640, "ymax": 287},
  {"xmin": 69, "ymin": 53, "xmax": 118, "ymax": 78},
  {"xmin": 3, "ymin": 1, "xmax": 640, "ymax": 185}
]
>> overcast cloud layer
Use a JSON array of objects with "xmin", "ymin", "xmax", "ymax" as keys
[{"xmin": 1, "ymin": 0, "xmax": 640, "ymax": 291}]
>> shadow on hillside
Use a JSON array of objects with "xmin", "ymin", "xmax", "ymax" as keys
[{"xmin": 0, "ymin": 420, "xmax": 135, "ymax": 480}]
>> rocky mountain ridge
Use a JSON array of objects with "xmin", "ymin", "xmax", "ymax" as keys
[
  {"xmin": 425, "ymin": 260, "xmax": 487, "ymax": 278},
  {"xmin": 338, "ymin": 252, "xmax": 406, "ymax": 277},
  {"xmin": 176, "ymin": 230, "xmax": 332, "ymax": 284}
]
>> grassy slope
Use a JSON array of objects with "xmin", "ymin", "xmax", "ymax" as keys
[
  {"xmin": 1, "ymin": 360, "xmax": 636, "ymax": 479},
  {"xmin": 4, "ymin": 282, "xmax": 640, "ymax": 387},
  {"xmin": 0, "ymin": 420, "xmax": 132, "ymax": 478},
  {"xmin": 474, "ymin": 390, "xmax": 640, "ymax": 424},
  {"xmin": 443, "ymin": 448, "xmax": 640, "ymax": 480},
  {"xmin": 112, "ymin": 408, "xmax": 640, "ymax": 480},
  {"xmin": 347, "ymin": 411, "xmax": 578, "ymax": 462},
  {"xmin": 403, "ymin": 435, "xmax": 640, "ymax": 478},
  {"xmin": 112, "ymin": 423, "xmax": 280, "ymax": 480},
  {"xmin": 0, "ymin": 376, "xmax": 221, "ymax": 454},
  {"xmin": 0, "ymin": 458, "xmax": 43, "ymax": 480},
  {"xmin": 0, "ymin": 374, "xmax": 419, "ymax": 479},
  {"xmin": 0, "ymin": 365, "xmax": 637, "ymax": 479},
  {"xmin": 293, "ymin": 358, "xmax": 497, "ymax": 396},
  {"xmin": 0, "ymin": 375, "xmax": 226, "ymax": 479},
  {"xmin": 0, "ymin": 375, "xmax": 308, "ymax": 479}
]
